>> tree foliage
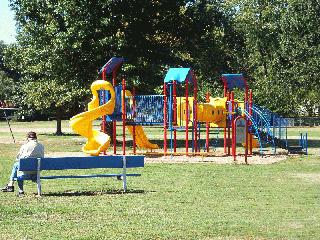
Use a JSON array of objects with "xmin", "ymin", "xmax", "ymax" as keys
[
  {"xmin": 226, "ymin": 0, "xmax": 320, "ymax": 116},
  {"xmin": 3, "ymin": 0, "xmax": 320, "ymax": 127}
]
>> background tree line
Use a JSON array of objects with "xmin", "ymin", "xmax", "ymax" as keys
[{"xmin": 0, "ymin": 0, "xmax": 319, "ymax": 134}]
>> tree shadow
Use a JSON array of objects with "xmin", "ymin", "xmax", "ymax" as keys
[{"xmin": 39, "ymin": 133, "xmax": 79, "ymax": 137}]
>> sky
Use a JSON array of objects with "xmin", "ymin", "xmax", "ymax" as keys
[{"xmin": 0, "ymin": 0, "xmax": 16, "ymax": 43}]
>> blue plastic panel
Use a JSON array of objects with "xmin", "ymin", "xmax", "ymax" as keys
[
  {"xmin": 19, "ymin": 155, "xmax": 145, "ymax": 171},
  {"xmin": 126, "ymin": 95, "xmax": 164, "ymax": 123},
  {"xmin": 222, "ymin": 74, "xmax": 246, "ymax": 90},
  {"xmin": 98, "ymin": 57, "xmax": 124, "ymax": 75},
  {"xmin": 164, "ymin": 68, "xmax": 194, "ymax": 84},
  {"xmin": 99, "ymin": 85, "xmax": 122, "ymax": 121}
]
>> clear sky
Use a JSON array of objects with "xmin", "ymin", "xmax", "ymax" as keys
[{"xmin": 0, "ymin": 0, "xmax": 16, "ymax": 43}]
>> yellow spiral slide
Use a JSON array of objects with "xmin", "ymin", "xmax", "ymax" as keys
[
  {"xmin": 70, "ymin": 80, "xmax": 115, "ymax": 156},
  {"xmin": 70, "ymin": 80, "xmax": 158, "ymax": 155}
]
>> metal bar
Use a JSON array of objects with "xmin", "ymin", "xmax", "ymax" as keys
[
  {"xmin": 37, "ymin": 158, "xmax": 42, "ymax": 196},
  {"xmin": 245, "ymin": 80, "xmax": 250, "ymax": 160},
  {"xmin": 133, "ymin": 87, "xmax": 136, "ymax": 154},
  {"xmin": 122, "ymin": 155, "xmax": 127, "ymax": 192},
  {"xmin": 169, "ymin": 83, "xmax": 173, "ymax": 155},
  {"xmin": 231, "ymin": 92, "xmax": 235, "ymax": 160},
  {"xmin": 173, "ymin": 81, "xmax": 177, "ymax": 153},
  {"xmin": 206, "ymin": 92, "xmax": 210, "ymax": 153},
  {"xmin": 305, "ymin": 133, "xmax": 308, "ymax": 155},
  {"xmin": 163, "ymin": 83, "xmax": 167, "ymax": 155},
  {"xmin": 249, "ymin": 89, "xmax": 253, "ymax": 155},
  {"xmin": 122, "ymin": 79, "xmax": 126, "ymax": 155},
  {"xmin": 185, "ymin": 79, "xmax": 189, "ymax": 155},
  {"xmin": 193, "ymin": 72, "xmax": 198, "ymax": 153},
  {"xmin": 40, "ymin": 173, "xmax": 141, "ymax": 179},
  {"xmin": 113, "ymin": 71, "xmax": 117, "ymax": 155}
]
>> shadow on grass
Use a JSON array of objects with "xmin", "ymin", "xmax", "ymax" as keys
[{"xmin": 43, "ymin": 189, "xmax": 147, "ymax": 197}]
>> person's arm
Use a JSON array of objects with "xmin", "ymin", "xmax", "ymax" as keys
[{"xmin": 16, "ymin": 145, "xmax": 25, "ymax": 160}]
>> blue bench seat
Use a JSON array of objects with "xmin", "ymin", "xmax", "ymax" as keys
[{"xmin": 16, "ymin": 155, "xmax": 144, "ymax": 196}]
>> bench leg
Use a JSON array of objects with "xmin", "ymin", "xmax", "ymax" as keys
[
  {"xmin": 122, "ymin": 156, "xmax": 127, "ymax": 193},
  {"xmin": 37, "ymin": 158, "xmax": 41, "ymax": 196},
  {"xmin": 37, "ymin": 178, "xmax": 41, "ymax": 196}
]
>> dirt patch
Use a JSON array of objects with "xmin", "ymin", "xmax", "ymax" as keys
[
  {"xmin": 44, "ymin": 151, "xmax": 288, "ymax": 165},
  {"xmin": 144, "ymin": 154, "xmax": 288, "ymax": 165}
]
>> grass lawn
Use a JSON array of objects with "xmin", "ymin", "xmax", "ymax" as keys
[{"xmin": 0, "ymin": 120, "xmax": 319, "ymax": 239}]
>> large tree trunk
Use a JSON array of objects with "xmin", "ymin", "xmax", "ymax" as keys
[
  {"xmin": 55, "ymin": 110, "xmax": 63, "ymax": 135},
  {"xmin": 56, "ymin": 117, "xmax": 63, "ymax": 135}
]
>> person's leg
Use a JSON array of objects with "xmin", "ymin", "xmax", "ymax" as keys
[
  {"xmin": 1, "ymin": 162, "xmax": 19, "ymax": 192},
  {"xmin": 17, "ymin": 180, "xmax": 24, "ymax": 194},
  {"xmin": 8, "ymin": 162, "xmax": 19, "ymax": 186}
]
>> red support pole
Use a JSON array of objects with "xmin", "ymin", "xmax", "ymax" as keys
[
  {"xmin": 223, "ymin": 83, "xmax": 227, "ymax": 154},
  {"xmin": 112, "ymin": 71, "xmax": 117, "ymax": 155},
  {"xmin": 173, "ymin": 81, "xmax": 177, "ymax": 153},
  {"xmin": 244, "ymin": 88, "xmax": 248, "ymax": 164},
  {"xmin": 133, "ymin": 87, "xmax": 136, "ymax": 154},
  {"xmin": 227, "ymin": 91, "xmax": 231, "ymax": 156},
  {"xmin": 102, "ymin": 70, "xmax": 106, "ymax": 133},
  {"xmin": 193, "ymin": 74, "xmax": 198, "ymax": 153},
  {"xmin": 185, "ymin": 79, "xmax": 189, "ymax": 155},
  {"xmin": 206, "ymin": 91, "xmax": 210, "ymax": 153},
  {"xmin": 163, "ymin": 83, "xmax": 167, "ymax": 155},
  {"xmin": 122, "ymin": 78, "xmax": 126, "ymax": 155},
  {"xmin": 231, "ymin": 91, "xmax": 236, "ymax": 160},
  {"xmin": 102, "ymin": 70, "xmax": 107, "ymax": 155},
  {"xmin": 249, "ymin": 89, "xmax": 253, "ymax": 155}
]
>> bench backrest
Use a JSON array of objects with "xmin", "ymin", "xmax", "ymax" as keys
[{"xmin": 19, "ymin": 155, "xmax": 144, "ymax": 171}]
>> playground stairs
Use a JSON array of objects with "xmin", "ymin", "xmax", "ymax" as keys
[{"xmin": 250, "ymin": 105, "xmax": 307, "ymax": 155}]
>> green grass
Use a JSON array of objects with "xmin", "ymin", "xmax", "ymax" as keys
[{"xmin": 0, "ymin": 120, "xmax": 320, "ymax": 239}]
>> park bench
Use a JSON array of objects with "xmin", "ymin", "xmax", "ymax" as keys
[{"xmin": 15, "ymin": 155, "xmax": 144, "ymax": 196}]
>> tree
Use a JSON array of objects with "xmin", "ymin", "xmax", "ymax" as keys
[
  {"xmin": 5, "ymin": 0, "xmax": 244, "ymax": 136},
  {"xmin": 0, "ymin": 41, "xmax": 16, "ymax": 104},
  {"xmin": 5, "ymin": 0, "xmax": 117, "ymax": 134},
  {"xmin": 225, "ymin": 0, "xmax": 320, "ymax": 117}
]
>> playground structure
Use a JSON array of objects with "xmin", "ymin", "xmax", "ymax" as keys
[{"xmin": 70, "ymin": 57, "xmax": 308, "ymax": 161}]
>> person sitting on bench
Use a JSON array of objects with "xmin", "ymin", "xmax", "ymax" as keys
[{"xmin": 1, "ymin": 131, "xmax": 44, "ymax": 196}]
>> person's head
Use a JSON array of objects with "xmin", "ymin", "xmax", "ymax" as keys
[{"xmin": 27, "ymin": 131, "xmax": 37, "ymax": 140}]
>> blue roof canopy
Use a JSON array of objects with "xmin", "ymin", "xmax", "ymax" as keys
[
  {"xmin": 164, "ymin": 68, "xmax": 195, "ymax": 84},
  {"xmin": 99, "ymin": 57, "xmax": 124, "ymax": 75},
  {"xmin": 221, "ymin": 74, "xmax": 247, "ymax": 91}
]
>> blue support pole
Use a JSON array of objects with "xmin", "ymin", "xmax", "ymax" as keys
[{"xmin": 305, "ymin": 133, "xmax": 308, "ymax": 155}]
